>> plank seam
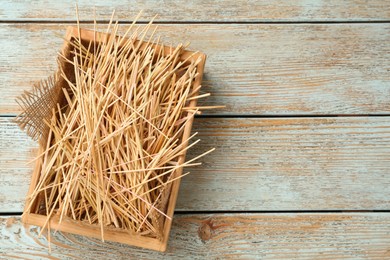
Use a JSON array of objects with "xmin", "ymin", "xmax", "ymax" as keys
[
  {"xmin": 0, "ymin": 20, "xmax": 390, "ymax": 24},
  {"xmin": 176, "ymin": 210, "xmax": 390, "ymax": 214},
  {"xmin": 3, "ymin": 115, "xmax": 390, "ymax": 119},
  {"xmin": 197, "ymin": 114, "xmax": 390, "ymax": 119},
  {"xmin": 2, "ymin": 210, "xmax": 390, "ymax": 216}
]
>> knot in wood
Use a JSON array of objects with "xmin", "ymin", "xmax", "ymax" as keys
[{"xmin": 198, "ymin": 221, "xmax": 212, "ymax": 242}]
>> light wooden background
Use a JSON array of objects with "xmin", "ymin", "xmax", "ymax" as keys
[{"xmin": 1, "ymin": 1, "xmax": 390, "ymax": 259}]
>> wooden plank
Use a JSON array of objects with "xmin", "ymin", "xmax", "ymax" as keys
[
  {"xmin": 1, "ymin": 0, "xmax": 389, "ymax": 22},
  {"xmin": 1, "ymin": 117, "xmax": 390, "ymax": 212},
  {"xmin": 1, "ymin": 213, "xmax": 390, "ymax": 258},
  {"xmin": 1, "ymin": 24, "xmax": 390, "ymax": 116},
  {"xmin": 0, "ymin": 118, "xmax": 37, "ymax": 213}
]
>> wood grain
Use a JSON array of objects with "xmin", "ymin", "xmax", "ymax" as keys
[
  {"xmin": 1, "ymin": 24, "xmax": 389, "ymax": 116},
  {"xmin": 1, "ymin": 214, "xmax": 390, "ymax": 259},
  {"xmin": 1, "ymin": 0, "xmax": 389, "ymax": 256},
  {"xmin": 0, "ymin": 118, "xmax": 37, "ymax": 213},
  {"xmin": 2, "ymin": 117, "xmax": 390, "ymax": 212},
  {"xmin": 0, "ymin": 0, "xmax": 389, "ymax": 22}
]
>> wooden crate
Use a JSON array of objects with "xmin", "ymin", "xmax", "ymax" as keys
[{"xmin": 21, "ymin": 26, "xmax": 206, "ymax": 252}]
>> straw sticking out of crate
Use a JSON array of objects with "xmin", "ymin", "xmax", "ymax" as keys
[{"xmin": 16, "ymin": 13, "xmax": 219, "ymax": 248}]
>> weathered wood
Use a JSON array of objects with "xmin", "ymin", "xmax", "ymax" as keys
[
  {"xmin": 2, "ymin": 117, "xmax": 390, "ymax": 212},
  {"xmin": 1, "ymin": 0, "xmax": 389, "ymax": 22},
  {"xmin": 1, "ymin": 213, "xmax": 390, "ymax": 258},
  {"xmin": 1, "ymin": 24, "xmax": 390, "ymax": 116},
  {"xmin": 0, "ymin": 118, "xmax": 37, "ymax": 213}
]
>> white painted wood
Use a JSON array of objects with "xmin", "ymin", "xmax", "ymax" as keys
[
  {"xmin": 0, "ymin": 0, "xmax": 389, "ymax": 22},
  {"xmin": 1, "ymin": 24, "xmax": 389, "ymax": 116},
  {"xmin": 1, "ymin": 214, "xmax": 390, "ymax": 258},
  {"xmin": 0, "ymin": 118, "xmax": 37, "ymax": 213},
  {"xmin": 2, "ymin": 117, "xmax": 390, "ymax": 212},
  {"xmin": 1, "ymin": 0, "xmax": 389, "ymax": 255}
]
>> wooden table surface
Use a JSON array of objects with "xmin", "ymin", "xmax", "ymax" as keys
[{"xmin": 1, "ymin": 1, "xmax": 390, "ymax": 259}]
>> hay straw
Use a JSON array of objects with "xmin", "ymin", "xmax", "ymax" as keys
[{"xmin": 17, "ymin": 13, "xmax": 219, "ymax": 241}]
